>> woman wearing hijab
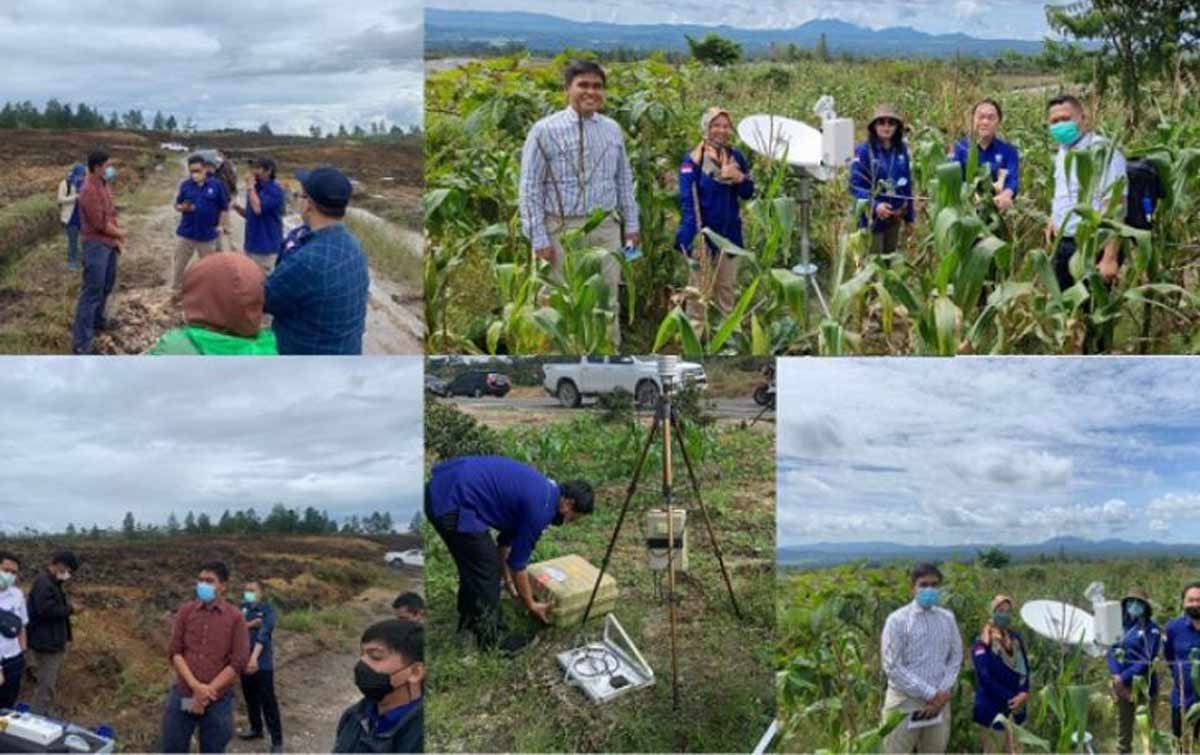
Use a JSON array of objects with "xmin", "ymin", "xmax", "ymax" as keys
[
  {"xmin": 849, "ymin": 104, "xmax": 914, "ymax": 254},
  {"xmin": 1106, "ymin": 587, "xmax": 1162, "ymax": 754},
  {"xmin": 150, "ymin": 252, "xmax": 277, "ymax": 355},
  {"xmin": 951, "ymin": 98, "xmax": 1020, "ymax": 213},
  {"xmin": 57, "ymin": 164, "xmax": 86, "ymax": 270},
  {"xmin": 675, "ymin": 106, "xmax": 754, "ymax": 333},
  {"xmin": 971, "ymin": 595, "xmax": 1030, "ymax": 753}
]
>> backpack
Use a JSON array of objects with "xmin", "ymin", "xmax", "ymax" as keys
[{"xmin": 1124, "ymin": 159, "xmax": 1165, "ymax": 230}]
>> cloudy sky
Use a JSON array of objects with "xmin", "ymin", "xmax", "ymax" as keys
[
  {"xmin": 778, "ymin": 358, "xmax": 1200, "ymax": 548},
  {"xmin": 0, "ymin": 0, "xmax": 422, "ymax": 134},
  {"xmin": 0, "ymin": 357, "xmax": 423, "ymax": 534},
  {"xmin": 430, "ymin": 0, "xmax": 1068, "ymax": 39}
]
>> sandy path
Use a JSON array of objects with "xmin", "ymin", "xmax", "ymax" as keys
[{"xmin": 95, "ymin": 160, "xmax": 422, "ymax": 355}]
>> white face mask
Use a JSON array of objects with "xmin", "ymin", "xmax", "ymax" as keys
[
  {"xmin": 0, "ymin": 571, "xmax": 15, "ymax": 589},
  {"xmin": 59, "ymin": 570, "xmax": 71, "ymax": 582}
]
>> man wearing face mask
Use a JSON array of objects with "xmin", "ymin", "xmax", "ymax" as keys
[
  {"xmin": 234, "ymin": 157, "xmax": 286, "ymax": 273},
  {"xmin": 72, "ymin": 149, "xmax": 128, "ymax": 354},
  {"xmin": 879, "ymin": 563, "xmax": 963, "ymax": 754},
  {"xmin": 1165, "ymin": 583, "xmax": 1200, "ymax": 744},
  {"xmin": 161, "ymin": 561, "xmax": 250, "ymax": 754},
  {"xmin": 425, "ymin": 456, "xmax": 595, "ymax": 653},
  {"xmin": 264, "ymin": 165, "xmax": 369, "ymax": 355},
  {"xmin": 0, "ymin": 552, "xmax": 29, "ymax": 711},
  {"xmin": 237, "ymin": 580, "xmax": 282, "ymax": 752},
  {"xmin": 173, "ymin": 155, "xmax": 231, "ymax": 292},
  {"xmin": 1045, "ymin": 94, "xmax": 1127, "ymax": 291},
  {"xmin": 26, "ymin": 550, "xmax": 80, "ymax": 715},
  {"xmin": 334, "ymin": 619, "xmax": 424, "ymax": 753},
  {"xmin": 1107, "ymin": 587, "xmax": 1161, "ymax": 754}
]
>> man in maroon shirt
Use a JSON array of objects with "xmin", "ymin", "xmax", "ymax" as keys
[
  {"xmin": 71, "ymin": 149, "xmax": 128, "ymax": 354},
  {"xmin": 160, "ymin": 561, "xmax": 249, "ymax": 754}
]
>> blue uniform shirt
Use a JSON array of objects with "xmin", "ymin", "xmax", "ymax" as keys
[
  {"xmin": 264, "ymin": 223, "xmax": 369, "ymax": 355},
  {"xmin": 175, "ymin": 177, "xmax": 230, "ymax": 242},
  {"xmin": 952, "ymin": 137, "xmax": 1021, "ymax": 197},
  {"xmin": 1107, "ymin": 618, "xmax": 1162, "ymax": 694},
  {"xmin": 1165, "ymin": 617, "xmax": 1200, "ymax": 710},
  {"xmin": 241, "ymin": 601, "xmax": 277, "ymax": 671},
  {"xmin": 971, "ymin": 634, "xmax": 1030, "ymax": 730},
  {"xmin": 675, "ymin": 147, "xmax": 754, "ymax": 256},
  {"xmin": 428, "ymin": 456, "xmax": 560, "ymax": 571},
  {"xmin": 244, "ymin": 179, "xmax": 286, "ymax": 254},
  {"xmin": 850, "ymin": 140, "xmax": 915, "ymax": 232}
]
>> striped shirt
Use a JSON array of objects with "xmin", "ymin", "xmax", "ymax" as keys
[
  {"xmin": 881, "ymin": 600, "xmax": 963, "ymax": 701},
  {"xmin": 518, "ymin": 107, "xmax": 640, "ymax": 250}
]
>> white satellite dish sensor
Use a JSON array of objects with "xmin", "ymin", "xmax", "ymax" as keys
[
  {"xmin": 557, "ymin": 613, "xmax": 655, "ymax": 704},
  {"xmin": 1021, "ymin": 599, "xmax": 1106, "ymax": 657},
  {"xmin": 738, "ymin": 114, "xmax": 826, "ymax": 175}
]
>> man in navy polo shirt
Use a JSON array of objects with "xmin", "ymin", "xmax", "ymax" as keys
[
  {"xmin": 173, "ymin": 155, "xmax": 230, "ymax": 292},
  {"xmin": 263, "ymin": 165, "xmax": 369, "ymax": 355},
  {"xmin": 234, "ymin": 157, "xmax": 285, "ymax": 273},
  {"xmin": 1166, "ymin": 582, "xmax": 1200, "ymax": 743},
  {"xmin": 425, "ymin": 456, "xmax": 595, "ymax": 652}
]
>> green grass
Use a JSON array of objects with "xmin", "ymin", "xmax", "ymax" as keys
[
  {"xmin": 278, "ymin": 605, "xmax": 362, "ymax": 636},
  {"xmin": 345, "ymin": 213, "xmax": 421, "ymax": 288},
  {"xmin": 424, "ymin": 409, "xmax": 777, "ymax": 752}
]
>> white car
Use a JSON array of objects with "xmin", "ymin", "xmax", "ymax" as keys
[
  {"xmin": 542, "ymin": 356, "xmax": 707, "ymax": 408},
  {"xmin": 159, "ymin": 142, "xmax": 189, "ymax": 153},
  {"xmin": 385, "ymin": 549, "xmax": 424, "ymax": 568}
]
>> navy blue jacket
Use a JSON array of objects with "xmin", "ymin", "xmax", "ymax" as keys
[
  {"xmin": 241, "ymin": 601, "xmax": 277, "ymax": 671},
  {"xmin": 427, "ymin": 456, "xmax": 559, "ymax": 571},
  {"xmin": 952, "ymin": 137, "xmax": 1020, "ymax": 197},
  {"xmin": 334, "ymin": 697, "xmax": 422, "ymax": 753},
  {"xmin": 243, "ymin": 179, "xmax": 286, "ymax": 254},
  {"xmin": 850, "ymin": 139, "xmax": 914, "ymax": 232},
  {"xmin": 1107, "ymin": 618, "xmax": 1162, "ymax": 695},
  {"xmin": 971, "ymin": 634, "xmax": 1030, "ymax": 730},
  {"xmin": 675, "ymin": 147, "xmax": 754, "ymax": 256},
  {"xmin": 175, "ymin": 177, "xmax": 230, "ymax": 242},
  {"xmin": 1165, "ymin": 617, "xmax": 1200, "ymax": 711}
]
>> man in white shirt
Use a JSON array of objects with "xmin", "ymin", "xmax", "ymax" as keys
[
  {"xmin": 880, "ymin": 563, "xmax": 963, "ymax": 753},
  {"xmin": 519, "ymin": 60, "xmax": 641, "ymax": 348},
  {"xmin": 1045, "ymin": 94, "xmax": 1127, "ymax": 292},
  {"xmin": 0, "ymin": 551, "xmax": 30, "ymax": 710}
]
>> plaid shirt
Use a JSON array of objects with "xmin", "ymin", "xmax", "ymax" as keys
[
  {"xmin": 518, "ymin": 107, "xmax": 640, "ymax": 250},
  {"xmin": 264, "ymin": 223, "xmax": 369, "ymax": 355}
]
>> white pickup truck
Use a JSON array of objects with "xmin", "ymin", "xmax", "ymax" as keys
[{"xmin": 542, "ymin": 356, "xmax": 707, "ymax": 408}]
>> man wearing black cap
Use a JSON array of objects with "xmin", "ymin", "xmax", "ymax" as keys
[
  {"xmin": 27, "ymin": 550, "xmax": 80, "ymax": 715},
  {"xmin": 263, "ymin": 165, "xmax": 369, "ymax": 355},
  {"xmin": 234, "ymin": 157, "xmax": 286, "ymax": 273}
]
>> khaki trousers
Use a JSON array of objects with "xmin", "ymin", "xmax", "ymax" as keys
[
  {"xmin": 685, "ymin": 251, "xmax": 738, "ymax": 333},
  {"xmin": 546, "ymin": 214, "xmax": 623, "ymax": 348},
  {"xmin": 173, "ymin": 238, "xmax": 218, "ymax": 290},
  {"xmin": 882, "ymin": 687, "xmax": 952, "ymax": 754},
  {"xmin": 247, "ymin": 252, "xmax": 277, "ymax": 274}
]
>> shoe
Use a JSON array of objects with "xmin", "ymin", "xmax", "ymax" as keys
[
  {"xmin": 499, "ymin": 632, "xmax": 539, "ymax": 657},
  {"xmin": 95, "ymin": 318, "xmax": 120, "ymax": 332},
  {"xmin": 236, "ymin": 729, "xmax": 264, "ymax": 741},
  {"xmin": 270, "ymin": 744, "xmax": 283, "ymax": 753}
]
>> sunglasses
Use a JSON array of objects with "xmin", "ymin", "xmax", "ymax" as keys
[{"xmin": 876, "ymin": 118, "xmax": 900, "ymax": 127}]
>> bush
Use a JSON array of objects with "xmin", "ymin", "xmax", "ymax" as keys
[
  {"xmin": 597, "ymin": 387, "xmax": 634, "ymax": 424},
  {"xmin": 673, "ymin": 382, "xmax": 716, "ymax": 427},
  {"xmin": 425, "ymin": 400, "xmax": 501, "ymax": 461}
]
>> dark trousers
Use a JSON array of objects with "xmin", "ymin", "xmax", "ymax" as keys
[
  {"xmin": 0, "ymin": 653, "xmax": 24, "ymax": 709},
  {"xmin": 425, "ymin": 486, "xmax": 503, "ymax": 649},
  {"xmin": 1172, "ymin": 707, "xmax": 1200, "ymax": 741},
  {"xmin": 241, "ymin": 669, "xmax": 282, "ymax": 745},
  {"xmin": 160, "ymin": 685, "xmax": 234, "ymax": 753},
  {"xmin": 71, "ymin": 240, "xmax": 118, "ymax": 354}
]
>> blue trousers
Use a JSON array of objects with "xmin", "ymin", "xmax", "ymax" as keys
[
  {"xmin": 0, "ymin": 653, "xmax": 24, "ymax": 709},
  {"xmin": 71, "ymin": 240, "xmax": 118, "ymax": 354},
  {"xmin": 64, "ymin": 224, "xmax": 80, "ymax": 266},
  {"xmin": 160, "ymin": 685, "xmax": 234, "ymax": 753}
]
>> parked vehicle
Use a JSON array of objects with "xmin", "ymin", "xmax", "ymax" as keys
[
  {"xmin": 446, "ymin": 371, "xmax": 511, "ymax": 398},
  {"xmin": 754, "ymin": 363, "xmax": 776, "ymax": 409},
  {"xmin": 425, "ymin": 374, "xmax": 448, "ymax": 397},
  {"xmin": 385, "ymin": 549, "xmax": 424, "ymax": 568},
  {"xmin": 542, "ymin": 356, "xmax": 707, "ymax": 409}
]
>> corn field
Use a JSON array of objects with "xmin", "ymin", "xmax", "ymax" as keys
[{"xmin": 425, "ymin": 55, "xmax": 1200, "ymax": 355}]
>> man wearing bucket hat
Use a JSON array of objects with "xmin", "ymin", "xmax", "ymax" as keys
[
  {"xmin": 0, "ymin": 551, "xmax": 29, "ymax": 710},
  {"xmin": 263, "ymin": 165, "xmax": 369, "ymax": 355},
  {"xmin": 850, "ymin": 104, "xmax": 915, "ymax": 255},
  {"xmin": 675, "ymin": 106, "xmax": 754, "ymax": 335},
  {"xmin": 234, "ymin": 157, "xmax": 286, "ymax": 273},
  {"xmin": 1106, "ymin": 586, "xmax": 1161, "ymax": 754}
]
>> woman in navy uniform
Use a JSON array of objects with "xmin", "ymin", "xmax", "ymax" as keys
[{"xmin": 850, "ymin": 103, "xmax": 914, "ymax": 254}]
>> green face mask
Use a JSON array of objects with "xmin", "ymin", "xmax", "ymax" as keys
[
  {"xmin": 244, "ymin": 591, "xmax": 257, "ymax": 604},
  {"xmin": 1050, "ymin": 120, "xmax": 1080, "ymax": 146},
  {"xmin": 993, "ymin": 611, "xmax": 1012, "ymax": 629}
]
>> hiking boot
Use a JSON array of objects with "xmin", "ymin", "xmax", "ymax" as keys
[
  {"xmin": 499, "ymin": 632, "xmax": 539, "ymax": 657},
  {"xmin": 236, "ymin": 729, "xmax": 264, "ymax": 741}
]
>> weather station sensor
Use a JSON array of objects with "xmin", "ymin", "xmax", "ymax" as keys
[
  {"xmin": 0, "ymin": 709, "xmax": 116, "ymax": 753},
  {"xmin": 1084, "ymin": 581, "xmax": 1123, "ymax": 646},
  {"xmin": 1021, "ymin": 594, "xmax": 1107, "ymax": 658},
  {"xmin": 738, "ymin": 99, "xmax": 856, "ymax": 319},
  {"xmin": 557, "ymin": 614, "xmax": 656, "ymax": 704}
]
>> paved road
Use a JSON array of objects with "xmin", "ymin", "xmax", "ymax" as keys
[{"xmin": 443, "ymin": 394, "xmax": 774, "ymax": 420}]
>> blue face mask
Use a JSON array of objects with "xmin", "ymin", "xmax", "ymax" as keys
[
  {"xmin": 1127, "ymin": 601, "xmax": 1145, "ymax": 619},
  {"xmin": 196, "ymin": 582, "xmax": 216, "ymax": 603},
  {"xmin": 103, "ymin": 166, "xmax": 118, "ymax": 182},
  {"xmin": 243, "ymin": 591, "xmax": 257, "ymax": 604},
  {"xmin": 917, "ymin": 587, "xmax": 941, "ymax": 609},
  {"xmin": 1050, "ymin": 121, "xmax": 1080, "ymax": 146}
]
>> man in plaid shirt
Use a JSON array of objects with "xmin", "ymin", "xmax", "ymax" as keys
[
  {"xmin": 519, "ymin": 60, "xmax": 641, "ymax": 348},
  {"xmin": 264, "ymin": 166, "xmax": 369, "ymax": 355}
]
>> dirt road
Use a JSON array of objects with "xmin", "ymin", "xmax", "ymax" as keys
[{"xmin": 90, "ymin": 159, "xmax": 423, "ymax": 354}]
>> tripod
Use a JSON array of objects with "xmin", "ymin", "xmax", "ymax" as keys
[
  {"xmin": 579, "ymin": 364, "xmax": 742, "ymax": 711},
  {"xmin": 791, "ymin": 171, "xmax": 831, "ymax": 321}
]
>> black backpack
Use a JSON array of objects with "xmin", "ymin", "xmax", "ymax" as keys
[{"xmin": 1124, "ymin": 159, "xmax": 1166, "ymax": 230}]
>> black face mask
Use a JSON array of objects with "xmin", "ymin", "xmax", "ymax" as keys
[
  {"xmin": 551, "ymin": 512, "xmax": 565, "ymax": 527},
  {"xmin": 354, "ymin": 660, "xmax": 395, "ymax": 700},
  {"xmin": 1186, "ymin": 606, "xmax": 1200, "ymax": 620}
]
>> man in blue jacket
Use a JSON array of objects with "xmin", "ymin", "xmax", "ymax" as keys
[
  {"xmin": 1107, "ymin": 587, "xmax": 1161, "ymax": 754},
  {"xmin": 173, "ymin": 155, "xmax": 230, "ymax": 291},
  {"xmin": 425, "ymin": 456, "xmax": 594, "ymax": 652},
  {"xmin": 1165, "ymin": 582, "xmax": 1200, "ymax": 743},
  {"xmin": 235, "ymin": 157, "xmax": 286, "ymax": 273},
  {"xmin": 237, "ymin": 580, "xmax": 282, "ymax": 753}
]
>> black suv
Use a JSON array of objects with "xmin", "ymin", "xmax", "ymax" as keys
[{"xmin": 445, "ymin": 371, "xmax": 512, "ymax": 398}]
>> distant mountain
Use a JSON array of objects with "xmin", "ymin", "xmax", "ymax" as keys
[
  {"xmin": 425, "ymin": 9, "xmax": 1047, "ymax": 59},
  {"xmin": 778, "ymin": 536, "xmax": 1200, "ymax": 569}
]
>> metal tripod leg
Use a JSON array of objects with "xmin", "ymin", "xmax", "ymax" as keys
[
  {"xmin": 579, "ymin": 408, "xmax": 662, "ymax": 627},
  {"xmin": 749, "ymin": 402, "xmax": 773, "ymax": 427},
  {"xmin": 670, "ymin": 411, "xmax": 743, "ymax": 620}
]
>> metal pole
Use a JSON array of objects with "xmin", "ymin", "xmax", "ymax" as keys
[{"xmin": 662, "ymin": 387, "xmax": 681, "ymax": 712}]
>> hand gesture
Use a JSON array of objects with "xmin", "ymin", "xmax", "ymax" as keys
[{"xmin": 718, "ymin": 152, "xmax": 744, "ymax": 184}]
